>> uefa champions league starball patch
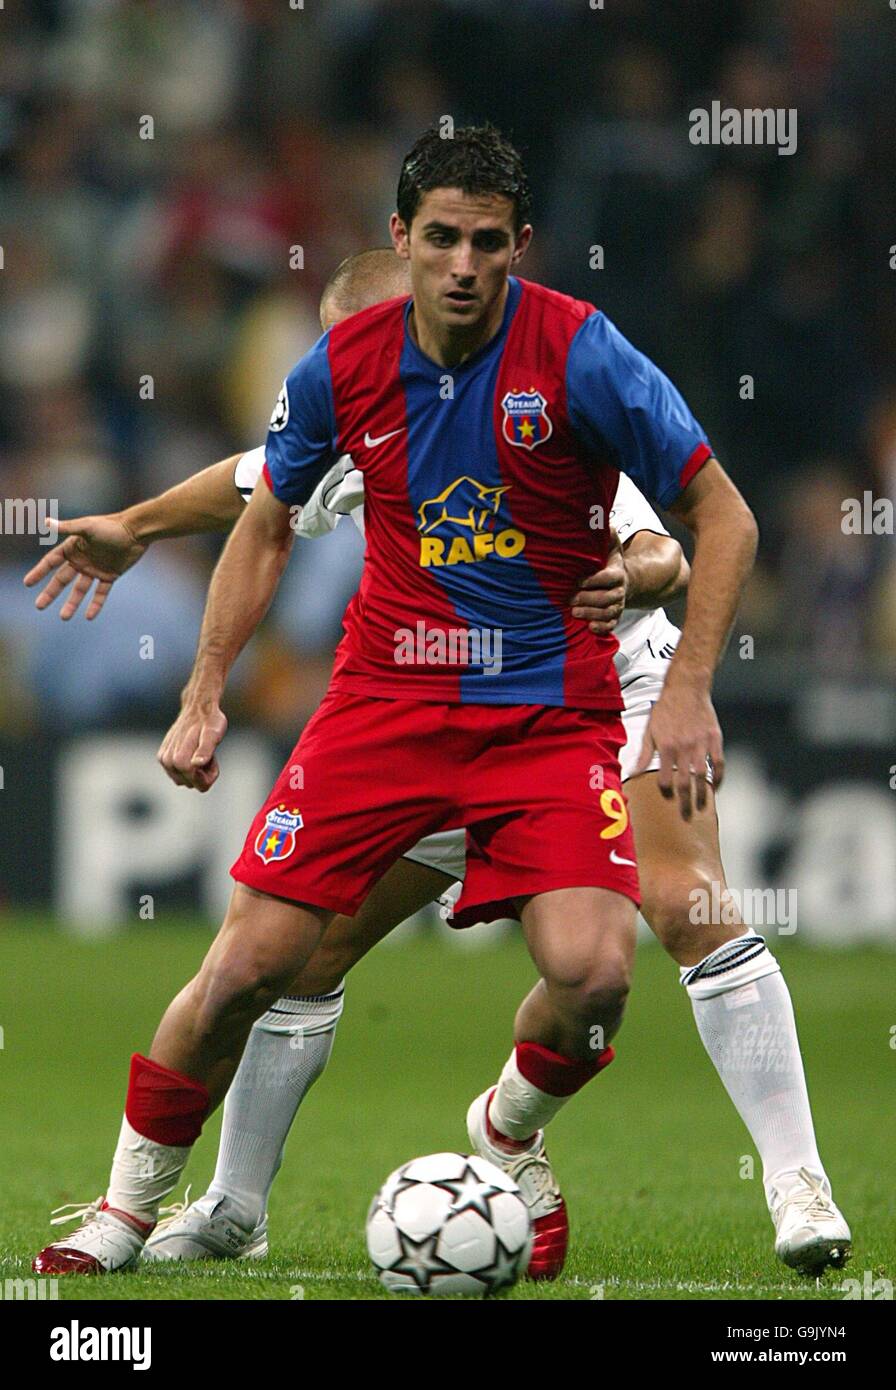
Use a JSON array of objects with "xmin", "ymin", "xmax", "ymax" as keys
[
  {"xmin": 269, "ymin": 380, "xmax": 289, "ymax": 432},
  {"xmin": 254, "ymin": 803, "xmax": 304, "ymax": 863}
]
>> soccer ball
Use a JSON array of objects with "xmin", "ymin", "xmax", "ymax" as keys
[{"xmin": 366, "ymin": 1152, "xmax": 533, "ymax": 1296}]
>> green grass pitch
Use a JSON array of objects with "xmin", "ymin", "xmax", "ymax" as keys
[{"xmin": 0, "ymin": 918, "xmax": 892, "ymax": 1300}]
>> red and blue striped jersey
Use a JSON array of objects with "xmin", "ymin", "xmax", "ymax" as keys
[{"xmin": 262, "ymin": 277, "xmax": 711, "ymax": 709}]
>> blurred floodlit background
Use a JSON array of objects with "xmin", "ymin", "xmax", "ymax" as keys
[{"xmin": 0, "ymin": 0, "xmax": 894, "ymax": 941}]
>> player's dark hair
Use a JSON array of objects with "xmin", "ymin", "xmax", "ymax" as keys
[{"xmin": 397, "ymin": 124, "xmax": 531, "ymax": 234}]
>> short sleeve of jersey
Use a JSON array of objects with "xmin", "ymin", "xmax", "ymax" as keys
[
  {"xmin": 566, "ymin": 312, "xmax": 712, "ymax": 509},
  {"xmin": 610, "ymin": 471, "xmax": 670, "ymax": 545},
  {"xmin": 263, "ymin": 334, "xmax": 340, "ymax": 507}
]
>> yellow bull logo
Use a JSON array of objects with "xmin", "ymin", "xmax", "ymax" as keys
[
  {"xmin": 417, "ymin": 477, "xmax": 508, "ymax": 534},
  {"xmin": 416, "ymin": 476, "xmax": 526, "ymax": 567}
]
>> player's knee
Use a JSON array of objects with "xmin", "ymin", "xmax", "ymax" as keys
[
  {"xmin": 641, "ymin": 864, "xmax": 733, "ymax": 961},
  {"xmin": 549, "ymin": 965, "xmax": 630, "ymax": 1061},
  {"xmin": 579, "ymin": 961, "xmax": 631, "ymax": 1024},
  {"xmin": 194, "ymin": 946, "xmax": 291, "ymax": 1034},
  {"xmin": 548, "ymin": 950, "xmax": 631, "ymax": 1024}
]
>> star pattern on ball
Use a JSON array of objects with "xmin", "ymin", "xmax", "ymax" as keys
[
  {"xmin": 437, "ymin": 1162, "xmax": 500, "ymax": 1219},
  {"xmin": 478, "ymin": 1237, "xmax": 523, "ymax": 1291},
  {"xmin": 389, "ymin": 1231, "xmax": 457, "ymax": 1291}
]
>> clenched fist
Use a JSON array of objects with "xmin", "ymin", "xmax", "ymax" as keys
[{"xmin": 157, "ymin": 698, "xmax": 228, "ymax": 792}]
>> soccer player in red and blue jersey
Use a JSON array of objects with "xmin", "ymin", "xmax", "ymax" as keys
[{"xmin": 34, "ymin": 126, "xmax": 760, "ymax": 1279}]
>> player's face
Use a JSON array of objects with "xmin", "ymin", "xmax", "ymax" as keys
[{"xmin": 390, "ymin": 189, "xmax": 531, "ymax": 339}]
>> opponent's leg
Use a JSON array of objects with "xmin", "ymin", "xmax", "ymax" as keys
[
  {"xmin": 627, "ymin": 770, "xmax": 850, "ymax": 1273},
  {"xmin": 33, "ymin": 885, "xmax": 330, "ymax": 1274},
  {"xmin": 144, "ymin": 858, "xmax": 456, "ymax": 1260},
  {"xmin": 468, "ymin": 886, "xmax": 637, "ymax": 1279}
]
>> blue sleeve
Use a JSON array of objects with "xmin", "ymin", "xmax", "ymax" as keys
[
  {"xmin": 566, "ymin": 312, "xmax": 712, "ymax": 509},
  {"xmin": 263, "ymin": 334, "xmax": 340, "ymax": 507}
]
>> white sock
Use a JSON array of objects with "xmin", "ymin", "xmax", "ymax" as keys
[
  {"xmin": 489, "ymin": 1054, "xmax": 567, "ymax": 1142},
  {"xmin": 488, "ymin": 1041, "xmax": 611, "ymax": 1145},
  {"xmin": 206, "ymin": 986, "xmax": 344, "ymax": 1229},
  {"xmin": 682, "ymin": 934, "xmax": 826, "ymax": 1204},
  {"xmin": 107, "ymin": 1118, "xmax": 193, "ymax": 1226}
]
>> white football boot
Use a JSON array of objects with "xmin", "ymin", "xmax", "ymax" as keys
[
  {"xmin": 33, "ymin": 1197, "xmax": 151, "ymax": 1274},
  {"xmin": 142, "ymin": 1189, "xmax": 268, "ymax": 1262},
  {"xmin": 770, "ymin": 1168, "xmax": 852, "ymax": 1273},
  {"xmin": 467, "ymin": 1088, "xmax": 568, "ymax": 1280}
]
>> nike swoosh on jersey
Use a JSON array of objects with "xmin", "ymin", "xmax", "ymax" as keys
[
  {"xmin": 609, "ymin": 849, "xmax": 637, "ymax": 867},
  {"xmin": 364, "ymin": 428, "xmax": 406, "ymax": 447}
]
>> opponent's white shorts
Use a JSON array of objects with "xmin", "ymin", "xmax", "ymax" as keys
[
  {"xmin": 403, "ymin": 826, "xmax": 468, "ymax": 882},
  {"xmin": 402, "ymin": 662, "xmax": 665, "ymax": 884},
  {"xmin": 617, "ymin": 667, "xmax": 664, "ymax": 782}
]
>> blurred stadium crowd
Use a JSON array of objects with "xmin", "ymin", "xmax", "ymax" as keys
[{"xmin": 1, "ymin": 0, "xmax": 894, "ymax": 737}]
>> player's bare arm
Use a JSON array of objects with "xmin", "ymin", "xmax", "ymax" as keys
[
  {"xmin": 571, "ymin": 527, "xmax": 688, "ymax": 635},
  {"xmin": 23, "ymin": 455, "xmax": 245, "ymax": 620},
  {"xmin": 157, "ymin": 480, "xmax": 295, "ymax": 793},
  {"xmin": 619, "ymin": 530, "xmax": 689, "ymax": 609},
  {"xmin": 26, "ymin": 442, "xmax": 636, "ymax": 633},
  {"xmin": 637, "ymin": 457, "xmax": 758, "ymax": 814},
  {"xmin": 123, "ymin": 456, "xmax": 247, "ymax": 541}
]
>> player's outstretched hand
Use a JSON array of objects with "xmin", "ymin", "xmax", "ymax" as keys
[
  {"xmin": 157, "ymin": 699, "xmax": 228, "ymax": 793},
  {"xmin": 570, "ymin": 527, "xmax": 626, "ymax": 634},
  {"xmin": 634, "ymin": 681, "xmax": 724, "ymax": 819},
  {"xmin": 23, "ymin": 514, "xmax": 147, "ymax": 621}
]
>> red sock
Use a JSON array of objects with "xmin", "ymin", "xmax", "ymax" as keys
[
  {"xmin": 515, "ymin": 1040, "xmax": 615, "ymax": 1096},
  {"xmin": 125, "ymin": 1053, "xmax": 209, "ymax": 1147}
]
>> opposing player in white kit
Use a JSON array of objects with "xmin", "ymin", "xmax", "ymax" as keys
[{"xmin": 27, "ymin": 251, "xmax": 850, "ymax": 1276}]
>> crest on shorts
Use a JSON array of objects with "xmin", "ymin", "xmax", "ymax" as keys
[
  {"xmin": 501, "ymin": 388, "xmax": 552, "ymax": 450},
  {"xmin": 254, "ymin": 803, "xmax": 303, "ymax": 863}
]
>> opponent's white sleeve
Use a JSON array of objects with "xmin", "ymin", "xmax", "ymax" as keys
[
  {"xmin": 234, "ymin": 445, "xmax": 265, "ymax": 501},
  {"xmin": 296, "ymin": 456, "xmax": 365, "ymax": 537},
  {"xmin": 611, "ymin": 470, "xmax": 680, "ymax": 675},
  {"xmin": 610, "ymin": 471, "xmax": 671, "ymax": 545},
  {"xmin": 232, "ymin": 449, "xmax": 365, "ymax": 538}
]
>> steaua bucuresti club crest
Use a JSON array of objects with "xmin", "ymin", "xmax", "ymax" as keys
[
  {"xmin": 501, "ymin": 387, "xmax": 552, "ymax": 450},
  {"xmin": 254, "ymin": 803, "xmax": 304, "ymax": 864}
]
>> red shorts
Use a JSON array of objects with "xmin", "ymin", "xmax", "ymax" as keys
[{"xmin": 231, "ymin": 691, "xmax": 640, "ymax": 922}]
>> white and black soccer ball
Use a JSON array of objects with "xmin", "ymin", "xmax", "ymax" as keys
[{"xmin": 366, "ymin": 1152, "xmax": 533, "ymax": 1296}]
